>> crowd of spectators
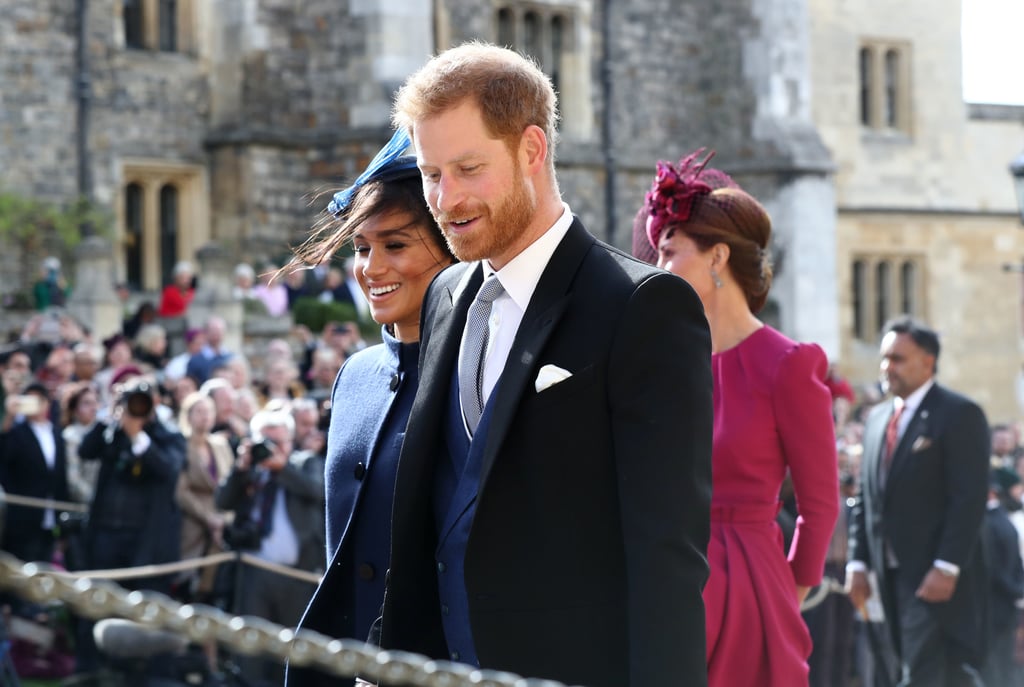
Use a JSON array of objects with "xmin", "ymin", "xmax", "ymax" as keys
[{"xmin": 0, "ymin": 261, "xmax": 368, "ymax": 685}]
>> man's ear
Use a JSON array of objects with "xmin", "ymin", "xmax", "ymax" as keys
[{"xmin": 520, "ymin": 125, "xmax": 548, "ymax": 176}]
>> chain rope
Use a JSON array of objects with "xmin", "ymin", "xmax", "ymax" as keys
[
  {"xmin": 0, "ymin": 553, "xmax": 572, "ymax": 687},
  {"xmin": 0, "ymin": 492, "xmax": 847, "ymax": 684}
]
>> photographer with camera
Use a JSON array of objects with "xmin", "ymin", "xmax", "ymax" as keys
[
  {"xmin": 75, "ymin": 376, "xmax": 185, "ymax": 674},
  {"xmin": 215, "ymin": 407, "xmax": 325, "ymax": 687}
]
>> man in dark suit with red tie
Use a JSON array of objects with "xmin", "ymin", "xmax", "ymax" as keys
[
  {"xmin": 847, "ymin": 316, "xmax": 989, "ymax": 686},
  {"xmin": 374, "ymin": 43, "xmax": 713, "ymax": 687}
]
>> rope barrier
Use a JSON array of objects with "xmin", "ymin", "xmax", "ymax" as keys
[
  {"xmin": 1, "ymin": 493, "xmax": 89, "ymax": 513},
  {"xmin": 0, "ymin": 489, "xmax": 852, "ymax": 681},
  {"xmin": 0, "ymin": 491, "xmax": 322, "ymax": 584},
  {"xmin": 799, "ymin": 576, "xmax": 846, "ymax": 612},
  {"xmin": 0, "ymin": 553, "xmax": 573, "ymax": 687}
]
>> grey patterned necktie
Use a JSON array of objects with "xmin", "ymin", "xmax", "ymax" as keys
[{"xmin": 459, "ymin": 275, "xmax": 505, "ymax": 434}]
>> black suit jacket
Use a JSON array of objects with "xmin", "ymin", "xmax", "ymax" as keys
[
  {"xmin": 0, "ymin": 420, "xmax": 69, "ymax": 562},
  {"xmin": 848, "ymin": 382, "xmax": 989, "ymax": 653},
  {"xmin": 379, "ymin": 219, "xmax": 713, "ymax": 687}
]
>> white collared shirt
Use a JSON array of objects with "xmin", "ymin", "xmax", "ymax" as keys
[
  {"xmin": 28, "ymin": 420, "xmax": 57, "ymax": 529},
  {"xmin": 892, "ymin": 378, "xmax": 934, "ymax": 441},
  {"xmin": 464, "ymin": 203, "xmax": 574, "ymax": 408}
]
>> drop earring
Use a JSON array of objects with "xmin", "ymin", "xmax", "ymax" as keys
[{"xmin": 711, "ymin": 268, "xmax": 723, "ymax": 289}]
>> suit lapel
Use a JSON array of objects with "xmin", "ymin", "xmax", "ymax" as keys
[
  {"xmin": 479, "ymin": 219, "xmax": 594, "ymax": 489},
  {"xmin": 885, "ymin": 385, "xmax": 937, "ymax": 490},
  {"xmin": 864, "ymin": 408, "xmax": 889, "ymax": 498},
  {"xmin": 409, "ymin": 264, "xmax": 481, "ymax": 444}
]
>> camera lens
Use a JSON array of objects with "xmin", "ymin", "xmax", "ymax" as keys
[{"xmin": 250, "ymin": 439, "xmax": 275, "ymax": 463}]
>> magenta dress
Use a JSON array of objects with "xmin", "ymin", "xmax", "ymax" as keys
[{"xmin": 704, "ymin": 326, "xmax": 839, "ymax": 687}]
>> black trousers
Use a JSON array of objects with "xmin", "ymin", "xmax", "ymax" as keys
[{"xmin": 885, "ymin": 568, "xmax": 984, "ymax": 687}]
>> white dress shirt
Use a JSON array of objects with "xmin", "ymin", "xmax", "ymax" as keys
[
  {"xmin": 461, "ymin": 203, "xmax": 574, "ymax": 412},
  {"xmin": 29, "ymin": 420, "xmax": 57, "ymax": 529}
]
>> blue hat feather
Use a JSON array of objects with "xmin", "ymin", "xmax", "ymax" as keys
[{"xmin": 327, "ymin": 129, "xmax": 419, "ymax": 216}]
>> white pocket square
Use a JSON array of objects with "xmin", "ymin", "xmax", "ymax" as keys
[{"xmin": 535, "ymin": 364, "xmax": 573, "ymax": 393}]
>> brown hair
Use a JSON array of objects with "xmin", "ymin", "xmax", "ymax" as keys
[
  {"xmin": 285, "ymin": 174, "xmax": 451, "ymax": 275},
  {"xmin": 665, "ymin": 187, "xmax": 774, "ymax": 313},
  {"xmin": 61, "ymin": 381, "xmax": 97, "ymax": 427},
  {"xmin": 392, "ymin": 42, "xmax": 559, "ymax": 166}
]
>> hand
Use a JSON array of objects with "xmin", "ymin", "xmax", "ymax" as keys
[
  {"xmin": 845, "ymin": 570, "xmax": 872, "ymax": 615},
  {"xmin": 236, "ymin": 441, "xmax": 254, "ymax": 470},
  {"xmin": 293, "ymin": 324, "xmax": 314, "ymax": 346},
  {"xmin": 120, "ymin": 414, "xmax": 146, "ymax": 440},
  {"xmin": 796, "ymin": 585, "xmax": 810, "ymax": 604},
  {"xmin": 916, "ymin": 567, "xmax": 957, "ymax": 602}
]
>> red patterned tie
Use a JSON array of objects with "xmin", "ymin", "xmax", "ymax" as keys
[{"xmin": 882, "ymin": 403, "xmax": 904, "ymax": 475}]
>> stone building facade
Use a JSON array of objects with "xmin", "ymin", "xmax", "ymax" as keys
[
  {"xmin": 809, "ymin": 0, "xmax": 1024, "ymax": 421},
  {"xmin": 5, "ymin": 0, "xmax": 1022, "ymax": 419},
  {"xmin": 0, "ymin": 0, "xmax": 838, "ymax": 353}
]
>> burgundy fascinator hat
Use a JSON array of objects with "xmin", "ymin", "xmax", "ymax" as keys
[{"xmin": 632, "ymin": 148, "xmax": 739, "ymax": 265}]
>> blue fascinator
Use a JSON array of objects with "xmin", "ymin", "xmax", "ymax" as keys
[{"xmin": 326, "ymin": 129, "xmax": 420, "ymax": 216}]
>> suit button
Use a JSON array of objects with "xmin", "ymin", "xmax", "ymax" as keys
[
  {"xmin": 437, "ymin": 561, "xmax": 446, "ymax": 573},
  {"xmin": 358, "ymin": 563, "xmax": 375, "ymax": 580},
  {"xmin": 354, "ymin": 462, "xmax": 366, "ymax": 480},
  {"xmin": 441, "ymin": 604, "xmax": 449, "ymax": 616},
  {"xmin": 451, "ymin": 650, "xmax": 460, "ymax": 661},
  {"xmin": 390, "ymin": 373, "xmax": 400, "ymax": 391}
]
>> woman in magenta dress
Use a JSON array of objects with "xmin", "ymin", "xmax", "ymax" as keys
[{"xmin": 637, "ymin": 150, "xmax": 839, "ymax": 687}]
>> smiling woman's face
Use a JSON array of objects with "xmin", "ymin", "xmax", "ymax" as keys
[{"xmin": 352, "ymin": 211, "xmax": 451, "ymax": 343}]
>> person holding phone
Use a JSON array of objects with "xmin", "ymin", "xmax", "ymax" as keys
[{"xmin": 0, "ymin": 382, "xmax": 69, "ymax": 571}]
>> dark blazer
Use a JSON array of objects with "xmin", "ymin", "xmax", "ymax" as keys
[
  {"xmin": 379, "ymin": 219, "xmax": 713, "ymax": 687},
  {"xmin": 0, "ymin": 421, "xmax": 69, "ymax": 562},
  {"xmin": 79, "ymin": 419, "xmax": 185, "ymax": 568},
  {"xmin": 287, "ymin": 334, "xmax": 417, "ymax": 687},
  {"xmin": 848, "ymin": 382, "xmax": 990, "ymax": 656},
  {"xmin": 982, "ymin": 504, "xmax": 1024, "ymax": 633}
]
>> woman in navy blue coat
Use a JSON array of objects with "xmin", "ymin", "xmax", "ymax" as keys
[{"xmin": 286, "ymin": 133, "xmax": 454, "ymax": 685}]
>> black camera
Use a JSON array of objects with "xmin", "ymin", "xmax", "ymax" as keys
[
  {"xmin": 120, "ymin": 380, "xmax": 155, "ymax": 418},
  {"xmin": 250, "ymin": 438, "xmax": 276, "ymax": 464}
]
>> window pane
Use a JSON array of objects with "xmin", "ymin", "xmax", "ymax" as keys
[
  {"xmin": 160, "ymin": 184, "xmax": 179, "ymax": 286},
  {"xmin": 885, "ymin": 50, "xmax": 899, "ymax": 127},
  {"xmin": 159, "ymin": 0, "xmax": 177, "ymax": 52},
  {"xmin": 125, "ymin": 184, "xmax": 144, "ymax": 290},
  {"xmin": 875, "ymin": 261, "xmax": 890, "ymax": 335},
  {"xmin": 550, "ymin": 15, "xmax": 564, "ymax": 96},
  {"xmin": 900, "ymin": 261, "xmax": 915, "ymax": 315},
  {"xmin": 124, "ymin": 0, "xmax": 145, "ymax": 49},
  {"xmin": 523, "ymin": 11, "xmax": 541, "ymax": 64},
  {"xmin": 852, "ymin": 260, "xmax": 865, "ymax": 340},
  {"xmin": 859, "ymin": 48, "xmax": 873, "ymax": 126},
  {"xmin": 497, "ymin": 7, "xmax": 514, "ymax": 48}
]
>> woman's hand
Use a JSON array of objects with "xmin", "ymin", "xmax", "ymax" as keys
[{"xmin": 796, "ymin": 585, "xmax": 810, "ymax": 605}]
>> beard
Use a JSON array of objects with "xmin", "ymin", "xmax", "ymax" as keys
[{"xmin": 435, "ymin": 166, "xmax": 536, "ymax": 264}]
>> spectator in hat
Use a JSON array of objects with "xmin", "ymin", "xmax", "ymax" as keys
[
  {"xmin": 186, "ymin": 316, "xmax": 234, "ymax": 385},
  {"xmin": 32, "ymin": 256, "xmax": 69, "ymax": 311},
  {"xmin": 158, "ymin": 260, "xmax": 196, "ymax": 318},
  {"xmin": 94, "ymin": 333, "xmax": 136, "ymax": 409},
  {"xmin": 165, "ymin": 327, "xmax": 206, "ymax": 383}
]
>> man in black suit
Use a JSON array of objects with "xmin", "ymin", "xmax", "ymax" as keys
[
  {"xmin": 847, "ymin": 316, "xmax": 989, "ymax": 686},
  {"xmin": 372, "ymin": 43, "xmax": 713, "ymax": 687}
]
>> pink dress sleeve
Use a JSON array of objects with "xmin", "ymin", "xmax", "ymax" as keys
[{"xmin": 772, "ymin": 342, "xmax": 840, "ymax": 586}]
